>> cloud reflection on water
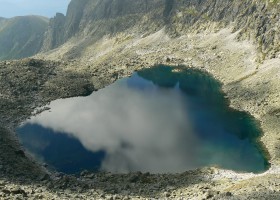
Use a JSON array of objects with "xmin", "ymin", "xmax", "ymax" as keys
[
  {"xmin": 20, "ymin": 70, "xmax": 267, "ymax": 174},
  {"xmin": 26, "ymin": 78, "xmax": 200, "ymax": 173}
]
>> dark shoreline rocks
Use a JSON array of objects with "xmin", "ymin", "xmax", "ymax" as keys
[{"xmin": 0, "ymin": 53, "xmax": 280, "ymax": 199}]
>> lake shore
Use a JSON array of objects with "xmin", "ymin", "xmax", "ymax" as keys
[{"xmin": 1, "ymin": 27, "xmax": 280, "ymax": 199}]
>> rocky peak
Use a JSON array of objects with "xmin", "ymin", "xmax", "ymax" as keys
[{"xmin": 41, "ymin": 13, "xmax": 66, "ymax": 51}]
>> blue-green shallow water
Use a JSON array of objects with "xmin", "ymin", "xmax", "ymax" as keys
[{"xmin": 17, "ymin": 65, "xmax": 269, "ymax": 174}]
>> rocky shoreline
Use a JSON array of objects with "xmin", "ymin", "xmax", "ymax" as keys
[{"xmin": 1, "ymin": 27, "xmax": 280, "ymax": 199}]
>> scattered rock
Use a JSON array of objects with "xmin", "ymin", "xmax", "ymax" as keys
[
  {"xmin": 225, "ymin": 191, "xmax": 232, "ymax": 196},
  {"xmin": 40, "ymin": 174, "xmax": 50, "ymax": 181},
  {"xmin": 14, "ymin": 150, "xmax": 25, "ymax": 157},
  {"xmin": 164, "ymin": 192, "xmax": 171, "ymax": 197},
  {"xmin": 11, "ymin": 187, "xmax": 27, "ymax": 197}
]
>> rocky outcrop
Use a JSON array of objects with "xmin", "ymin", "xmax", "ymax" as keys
[
  {"xmin": 0, "ymin": 0, "xmax": 278, "ymax": 61},
  {"xmin": 41, "ymin": 13, "xmax": 66, "ymax": 51},
  {"xmin": 41, "ymin": 0, "xmax": 166, "ymax": 51},
  {"xmin": 167, "ymin": 0, "xmax": 280, "ymax": 60},
  {"xmin": 41, "ymin": 0, "xmax": 280, "ymax": 61},
  {"xmin": 0, "ymin": 16, "xmax": 48, "ymax": 60}
]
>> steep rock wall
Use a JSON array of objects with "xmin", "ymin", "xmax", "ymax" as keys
[
  {"xmin": 168, "ymin": 0, "xmax": 280, "ymax": 59},
  {"xmin": 41, "ymin": 0, "xmax": 280, "ymax": 60},
  {"xmin": 41, "ymin": 0, "xmax": 165, "ymax": 51}
]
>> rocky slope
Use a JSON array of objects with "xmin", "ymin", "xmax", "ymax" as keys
[
  {"xmin": 40, "ymin": 0, "xmax": 280, "ymax": 61},
  {"xmin": 0, "ymin": 16, "xmax": 48, "ymax": 60},
  {"xmin": 1, "ymin": 0, "xmax": 280, "ymax": 199},
  {"xmin": 2, "ymin": 28, "xmax": 280, "ymax": 199}
]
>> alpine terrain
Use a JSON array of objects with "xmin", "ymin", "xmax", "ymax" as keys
[{"xmin": 0, "ymin": 0, "xmax": 280, "ymax": 199}]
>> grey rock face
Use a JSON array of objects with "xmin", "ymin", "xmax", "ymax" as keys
[
  {"xmin": 0, "ymin": 0, "xmax": 278, "ymax": 61},
  {"xmin": 41, "ymin": 0, "xmax": 165, "ymax": 51},
  {"xmin": 164, "ymin": 0, "xmax": 280, "ymax": 60},
  {"xmin": 41, "ymin": 13, "xmax": 66, "ymax": 51},
  {"xmin": 41, "ymin": 0, "xmax": 280, "ymax": 61}
]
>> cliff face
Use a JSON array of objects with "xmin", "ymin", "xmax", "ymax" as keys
[
  {"xmin": 41, "ymin": 13, "xmax": 66, "ymax": 51},
  {"xmin": 0, "ymin": 0, "xmax": 278, "ymax": 60},
  {"xmin": 168, "ymin": 0, "xmax": 280, "ymax": 59},
  {"xmin": 42, "ymin": 0, "xmax": 166, "ymax": 51},
  {"xmin": 0, "ymin": 16, "xmax": 48, "ymax": 60},
  {"xmin": 40, "ymin": 0, "xmax": 280, "ymax": 60}
]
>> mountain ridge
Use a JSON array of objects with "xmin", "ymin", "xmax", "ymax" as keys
[
  {"xmin": 41, "ymin": 0, "xmax": 165, "ymax": 51},
  {"xmin": 0, "ymin": 15, "xmax": 48, "ymax": 60},
  {"xmin": 40, "ymin": 0, "xmax": 280, "ymax": 61},
  {"xmin": 1, "ymin": 0, "xmax": 279, "ymax": 61}
]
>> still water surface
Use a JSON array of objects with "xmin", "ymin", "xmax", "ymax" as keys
[{"xmin": 17, "ymin": 66, "xmax": 268, "ymax": 174}]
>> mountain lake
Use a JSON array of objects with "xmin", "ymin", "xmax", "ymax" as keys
[{"xmin": 17, "ymin": 65, "xmax": 269, "ymax": 174}]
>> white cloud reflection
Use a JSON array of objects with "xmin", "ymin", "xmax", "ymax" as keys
[{"xmin": 26, "ymin": 78, "xmax": 201, "ymax": 173}]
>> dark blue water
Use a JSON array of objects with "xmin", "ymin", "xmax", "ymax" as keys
[{"xmin": 17, "ymin": 65, "xmax": 268, "ymax": 174}]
